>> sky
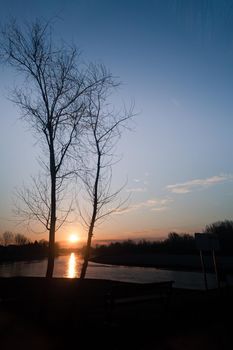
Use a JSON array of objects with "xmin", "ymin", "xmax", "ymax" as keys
[{"xmin": 0, "ymin": 0, "xmax": 233, "ymax": 243}]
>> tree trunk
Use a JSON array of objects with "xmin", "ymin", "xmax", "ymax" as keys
[
  {"xmin": 46, "ymin": 140, "xmax": 56, "ymax": 278},
  {"xmin": 80, "ymin": 138, "xmax": 100, "ymax": 280},
  {"xmin": 80, "ymin": 225, "xmax": 94, "ymax": 279}
]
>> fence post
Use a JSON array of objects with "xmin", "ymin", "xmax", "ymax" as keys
[{"xmin": 200, "ymin": 250, "xmax": 208, "ymax": 291}]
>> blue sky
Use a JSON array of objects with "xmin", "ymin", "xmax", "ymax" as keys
[{"xmin": 0, "ymin": 0, "xmax": 233, "ymax": 242}]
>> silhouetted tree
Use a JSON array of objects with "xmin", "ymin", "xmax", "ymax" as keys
[
  {"xmin": 79, "ymin": 88, "xmax": 133, "ymax": 279},
  {"xmin": 1, "ymin": 20, "xmax": 115, "ymax": 277},
  {"xmin": 92, "ymin": 234, "xmax": 196, "ymax": 256},
  {"xmin": 167, "ymin": 232, "xmax": 180, "ymax": 242},
  {"xmin": 0, "ymin": 231, "xmax": 14, "ymax": 246},
  {"xmin": 14, "ymin": 233, "xmax": 30, "ymax": 245},
  {"xmin": 204, "ymin": 220, "xmax": 233, "ymax": 253}
]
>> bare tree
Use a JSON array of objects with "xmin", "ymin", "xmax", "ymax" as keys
[
  {"xmin": 14, "ymin": 233, "xmax": 30, "ymax": 245},
  {"xmin": 1, "ymin": 20, "xmax": 114, "ymax": 277},
  {"xmin": 79, "ymin": 88, "xmax": 133, "ymax": 279},
  {"xmin": 14, "ymin": 174, "xmax": 73, "ymax": 236},
  {"xmin": 1, "ymin": 231, "xmax": 14, "ymax": 246}
]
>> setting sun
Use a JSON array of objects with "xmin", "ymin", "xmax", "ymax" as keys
[{"xmin": 68, "ymin": 234, "xmax": 79, "ymax": 243}]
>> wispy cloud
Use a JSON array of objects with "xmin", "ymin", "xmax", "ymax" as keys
[
  {"xmin": 151, "ymin": 206, "xmax": 169, "ymax": 212},
  {"xmin": 166, "ymin": 174, "xmax": 233, "ymax": 194},
  {"xmin": 114, "ymin": 205, "xmax": 139, "ymax": 215},
  {"xmin": 126, "ymin": 187, "xmax": 147, "ymax": 193},
  {"xmin": 115, "ymin": 197, "xmax": 173, "ymax": 215}
]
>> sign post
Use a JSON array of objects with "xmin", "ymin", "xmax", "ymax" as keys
[
  {"xmin": 199, "ymin": 248, "xmax": 208, "ymax": 290},
  {"xmin": 212, "ymin": 249, "xmax": 220, "ymax": 290},
  {"xmin": 195, "ymin": 233, "xmax": 220, "ymax": 291}
]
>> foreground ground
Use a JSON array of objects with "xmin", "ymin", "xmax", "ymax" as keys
[{"xmin": 0, "ymin": 277, "xmax": 232, "ymax": 350}]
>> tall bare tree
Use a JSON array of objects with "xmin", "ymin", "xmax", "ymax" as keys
[
  {"xmin": 79, "ymin": 87, "xmax": 133, "ymax": 279},
  {"xmin": 1, "ymin": 20, "xmax": 114, "ymax": 277}
]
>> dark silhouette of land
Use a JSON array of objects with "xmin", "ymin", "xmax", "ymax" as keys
[
  {"xmin": 0, "ymin": 277, "xmax": 232, "ymax": 350},
  {"xmin": 0, "ymin": 241, "xmax": 59, "ymax": 262},
  {"xmin": 0, "ymin": 218, "xmax": 232, "ymax": 348},
  {"xmin": 91, "ymin": 220, "xmax": 233, "ymax": 258},
  {"xmin": 0, "ymin": 223, "xmax": 233, "ymax": 348},
  {"xmin": 89, "ymin": 222, "xmax": 233, "ymax": 273}
]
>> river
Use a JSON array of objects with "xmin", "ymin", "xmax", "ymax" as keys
[{"xmin": 0, "ymin": 252, "xmax": 225, "ymax": 289}]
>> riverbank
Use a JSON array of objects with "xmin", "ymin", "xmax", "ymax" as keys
[
  {"xmin": 91, "ymin": 253, "xmax": 233, "ymax": 272},
  {"xmin": 0, "ymin": 277, "xmax": 232, "ymax": 349}
]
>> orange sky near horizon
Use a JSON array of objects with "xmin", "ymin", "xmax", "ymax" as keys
[{"xmin": 20, "ymin": 220, "xmax": 204, "ymax": 245}]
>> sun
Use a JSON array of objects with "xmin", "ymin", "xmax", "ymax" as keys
[{"xmin": 68, "ymin": 233, "xmax": 79, "ymax": 243}]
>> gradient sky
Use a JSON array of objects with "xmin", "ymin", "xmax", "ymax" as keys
[{"xmin": 1, "ymin": 0, "xmax": 233, "ymax": 243}]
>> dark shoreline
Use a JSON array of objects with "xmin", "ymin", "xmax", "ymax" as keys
[{"xmin": 90, "ymin": 253, "xmax": 233, "ymax": 273}]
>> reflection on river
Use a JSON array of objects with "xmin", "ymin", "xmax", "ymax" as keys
[
  {"xmin": 67, "ymin": 253, "xmax": 77, "ymax": 278},
  {"xmin": 0, "ymin": 253, "xmax": 222, "ymax": 289}
]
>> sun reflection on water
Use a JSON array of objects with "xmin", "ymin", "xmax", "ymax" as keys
[{"xmin": 68, "ymin": 252, "xmax": 77, "ymax": 278}]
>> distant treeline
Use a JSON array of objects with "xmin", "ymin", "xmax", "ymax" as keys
[
  {"xmin": 92, "ymin": 220, "xmax": 233, "ymax": 256},
  {"xmin": 0, "ymin": 232, "xmax": 59, "ymax": 262},
  {"xmin": 1, "ymin": 220, "xmax": 233, "ymax": 262},
  {"xmin": 92, "ymin": 235, "xmax": 196, "ymax": 256}
]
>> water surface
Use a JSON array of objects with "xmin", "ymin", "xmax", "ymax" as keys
[{"xmin": 0, "ymin": 253, "xmax": 220, "ymax": 289}]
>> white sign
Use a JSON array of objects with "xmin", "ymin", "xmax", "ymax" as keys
[{"xmin": 195, "ymin": 233, "xmax": 220, "ymax": 251}]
